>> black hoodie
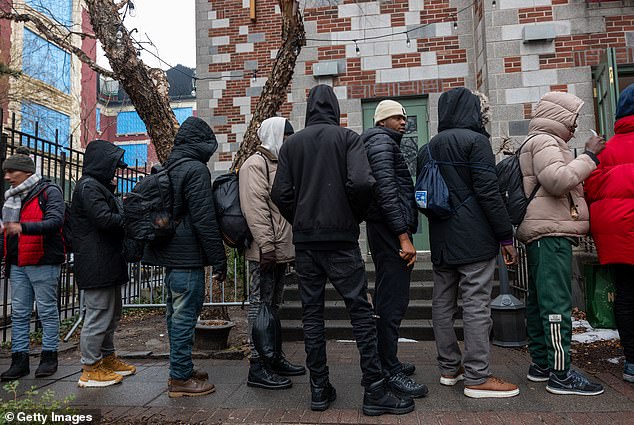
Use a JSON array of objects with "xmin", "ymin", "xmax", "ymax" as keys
[
  {"xmin": 71, "ymin": 140, "xmax": 128, "ymax": 289},
  {"xmin": 143, "ymin": 117, "xmax": 227, "ymax": 271},
  {"xmin": 271, "ymin": 85, "xmax": 375, "ymax": 248},
  {"xmin": 416, "ymin": 88, "xmax": 513, "ymax": 266}
]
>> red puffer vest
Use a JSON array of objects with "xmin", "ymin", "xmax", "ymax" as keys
[{"xmin": 585, "ymin": 114, "xmax": 634, "ymax": 265}]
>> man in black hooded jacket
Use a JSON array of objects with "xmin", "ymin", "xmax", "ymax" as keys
[
  {"xmin": 416, "ymin": 88, "xmax": 518, "ymax": 398},
  {"xmin": 271, "ymin": 84, "xmax": 414, "ymax": 416},
  {"xmin": 72, "ymin": 140, "xmax": 137, "ymax": 388},
  {"xmin": 144, "ymin": 117, "xmax": 227, "ymax": 398}
]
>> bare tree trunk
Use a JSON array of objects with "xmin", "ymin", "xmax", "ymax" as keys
[
  {"xmin": 231, "ymin": 0, "xmax": 305, "ymax": 171},
  {"xmin": 85, "ymin": 0, "xmax": 176, "ymax": 163}
]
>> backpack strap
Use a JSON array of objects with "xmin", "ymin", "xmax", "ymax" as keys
[{"xmin": 518, "ymin": 133, "xmax": 543, "ymax": 204}]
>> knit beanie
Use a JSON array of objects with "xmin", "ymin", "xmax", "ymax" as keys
[
  {"xmin": 284, "ymin": 120, "xmax": 295, "ymax": 135},
  {"xmin": 374, "ymin": 100, "xmax": 407, "ymax": 125},
  {"xmin": 3, "ymin": 146, "xmax": 36, "ymax": 173}
]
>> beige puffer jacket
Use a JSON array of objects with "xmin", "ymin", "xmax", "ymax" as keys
[
  {"xmin": 238, "ymin": 117, "xmax": 294, "ymax": 262},
  {"xmin": 516, "ymin": 92, "xmax": 598, "ymax": 244}
]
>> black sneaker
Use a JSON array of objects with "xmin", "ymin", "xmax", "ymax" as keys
[
  {"xmin": 387, "ymin": 372, "xmax": 428, "ymax": 398},
  {"xmin": 310, "ymin": 380, "xmax": 336, "ymax": 411},
  {"xmin": 400, "ymin": 362, "xmax": 415, "ymax": 376},
  {"xmin": 527, "ymin": 363, "xmax": 550, "ymax": 382},
  {"xmin": 247, "ymin": 361, "xmax": 292, "ymax": 390},
  {"xmin": 546, "ymin": 370, "xmax": 604, "ymax": 396},
  {"xmin": 362, "ymin": 379, "xmax": 415, "ymax": 416}
]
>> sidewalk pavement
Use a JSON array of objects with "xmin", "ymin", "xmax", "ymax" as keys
[{"xmin": 2, "ymin": 341, "xmax": 633, "ymax": 424}]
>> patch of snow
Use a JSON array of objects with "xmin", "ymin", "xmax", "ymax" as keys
[
  {"xmin": 398, "ymin": 338, "xmax": 418, "ymax": 343},
  {"xmin": 572, "ymin": 319, "xmax": 593, "ymax": 330},
  {"xmin": 572, "ymin": 328, "xmax": 620, "ymax": 344},
  {"xmin": 336, "ymin": 340, "xmax": 356, "ymax": 343},
  {"xmin": 607, "ymin": 357, "xmax": 623, "ymax": 365}
]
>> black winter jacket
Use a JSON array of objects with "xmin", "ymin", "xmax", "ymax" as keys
[
  {"xmin": 271, "ymin": 84, "xmax": 375, "ymax": 248},
  {"xmin": 71, "ymin": 140, "xmax": 128, "ymax": 290},
  {"xmin": 143, "ymin": 117, "xmax": 227, "ymax": 272},
  {"xmin": 2, "ymin": 179, "xmax": 65, "ymax": 269},
  {"xmin": 362, "ymin": 126, "xmax": 418, "ymax": 235},
  {"xmin": 416, "ymin": 88, "xmax": 513, "ymax": 266}
]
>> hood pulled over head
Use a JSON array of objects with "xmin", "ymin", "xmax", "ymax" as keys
[
  {"xmin": 305, "ymin": 84, "xmax": 340, "ymax": 127},
  {"xmin": 83, "ymin": 140, "xmax": 126, "ymax": 183},
  {"xmin": 437, "ymin": 87, "xmax": 488, "ymax": 135},
  {"xmin": 169, "ymin": 116, "xmax": 218, "ymax": 164},
  {"xmin": 616, "ymin": 83, "xmax": 634, "ymax": 121},
  {"xmin": 529, "ymin": 91, "xmax": 584, "ymax": 142},
  {"xmin": 257, "ymin": 117, "xmax": 287, "ymax": 158}
]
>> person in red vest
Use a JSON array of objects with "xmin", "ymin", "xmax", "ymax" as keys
[
  {"xmin": 0, "ymin": 146, "xmax": 65, "ymax": 381},
  {"xmin": 585, "ymin": 83, "xmax": 634, "ymax": 384}
]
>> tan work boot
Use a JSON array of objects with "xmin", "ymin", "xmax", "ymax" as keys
[
  {"xmin": 168, "ymin": 377, "xmax": 215, "ymax": 398},
  {"xmin": 440, "ymin": 366, "xmax": 465, "ymax": 386},
  {"xmin": 102, "ymin": 353, "xmax": 137, "ymax": 376},
  {"xmin": 464, "ymin": 376, "xmax": 519, "ymax": 398},
  {"xmin": 78, "ymin": 360, "xmax": 123, "ymax": 388}
]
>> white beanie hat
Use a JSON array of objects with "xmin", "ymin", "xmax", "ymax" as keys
[{"xmin": 374, "ymin": 100, "xmax": 407, "ymax": 125}]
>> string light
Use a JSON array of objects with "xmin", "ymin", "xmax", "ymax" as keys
[
  {"xmin": 453, "ymin": 15, "xmax": 458, "ymax": 29},
  {"xmin": 354, "ymin": 40, "xmax": 360, "ymax": 56},
  {"xmin": 115, "ymin": 25, "xmax": 124, "ymax": 46},
  {"xmin": 128, "ymin": 1, "xmax": 136, "ymax": 17},
  {"xmin": 406, "ymin": 35, "xmax": 411, "ymax": 48},
  {"xmin": 251, "ymin": 70, "xmax": 257, "ymax": 83},
  {"xmin": 492, "ymin": 0, "xmax": 497, "ymax": 8}
]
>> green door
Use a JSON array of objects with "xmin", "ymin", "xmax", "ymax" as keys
[
  {"xmin": 362, "ymin": 97, "xmax": 430, "ymax": 251},
  {"xmin": 593, "ymin": 48, "xmax": 619, "ymax": 139}
]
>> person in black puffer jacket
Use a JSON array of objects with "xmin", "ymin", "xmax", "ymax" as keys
[
  {"xmin": 416, "ymin": 88, "xmax": 518, "ymax": 398},
  {"xmin": 143, "ymin": 116, "xmax": 226, "ymax": 398},
  {"xmin": 271, "ymin": 85, "xmax": 414, "ymax": 416},
  {"xmin": 362, "ymin": 100, "xmax": 427, "ymax": 400},
  {"xmin": 72, "ymin": 139, "xmax": 137, "ymax": 388}
]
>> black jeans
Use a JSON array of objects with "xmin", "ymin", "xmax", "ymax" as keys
[
  {"xmin": 367, "ymin": 221, "xmax": 412, "ymax": 375},
  {"xmin": 614, "ymin": 264, "xmax": 634, "ymax": 362},
  {"xmin": 295, "ymin": 247, "xmax": 383, "ymax": 388}
]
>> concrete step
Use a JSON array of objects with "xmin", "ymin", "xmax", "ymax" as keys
[{"xmin": 281, "ymin": 319, "xmax": 464, "ymax": 341}]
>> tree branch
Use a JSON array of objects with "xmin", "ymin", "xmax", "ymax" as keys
[{"xmin": 0, "ymin": 11, "xmax": 116, "ymax": 78}]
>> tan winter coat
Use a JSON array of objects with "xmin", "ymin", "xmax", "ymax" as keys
[
  {"xmin": 238, "ymin": 118, "xmax": 294, "ymax": 262},
  {"xmin": 516, "ymin": 91, "xmax": 598, "ymax": 244}
]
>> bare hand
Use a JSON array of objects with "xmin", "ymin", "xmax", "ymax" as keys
[
  {"xmin": 500, "ymin": 244, "xmax": 517, "ymax": 266},
  {"xmin": 585, "ymin": 135, "xmax": 606, "ymax": 155},
  {"xmin": 5, "ymin": 223, "xmax": 22, "ymax": 236},
  {"xmin": 398, "ymin": 234, "xmax": 417, "ymax": 267},
  {"xmin": 213, "ymin": 271, "xmax": 227, "ymax": 283}
]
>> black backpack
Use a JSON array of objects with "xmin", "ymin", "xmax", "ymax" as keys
[
  {"xmin": 496, "ymin": 135, "xmax": 541, "ymax": 226},
  {"xmin": 123, "ymin": 158, "xmax": 190, "ymax": 243},
  {"xmin": 212, "ymin": 153, "xmax": 270, "ymax": 250},
  {"xmin": 40, "ymin": 184, "xmax": 73, "ymax": 253}
]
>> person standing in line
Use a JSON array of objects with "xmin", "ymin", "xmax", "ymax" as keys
[
  {"xmin": 585, "ymin": 84, "xmax": 634, "ymax": 384},
  {"xmin": 272, "ymin": 84, "xmax": 414, "ymax": 416},
  {"xmin": 361, "ymin": 100, "xmax": 427, "ymax": 399},
  {"xmin": 143, "ymin": 117, "xmax": 227, "ymax": 398},
  {"xmin": 417, "ymin": 88, "xmax": 519, "ymax": 398},
  {"xmin": 517, "ymin": 91, "xmax": 605, "ymax": 395},
  {"xmin": 239, "ymin": 116, "xmax": 305, "ymax": 390},
  {"xmin": 0, "ymin": 147, "xmax": 65, "ymax": 381},
  {"xmin": 72, "ymin": 140, "xmax": 136, "ymax": 388}
]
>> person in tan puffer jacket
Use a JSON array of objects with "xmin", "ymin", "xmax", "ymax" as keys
[
  {"xmin": 239, "ymin": 116, "xmax": 305, "ymax": 390},
  {"xmin": 517, "ymin": 91, "xmax": 606, "ymax": 396}
]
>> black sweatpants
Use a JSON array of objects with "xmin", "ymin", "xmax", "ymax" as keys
[{"xmin": 614, "ymin": 264, "xmax": 634, "ymax": 363}]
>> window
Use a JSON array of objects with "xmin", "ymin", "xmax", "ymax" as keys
[
  {"xmin": 96, "ymin": 107, "xmax": 101, "ymax": 133},
  {"xmin": 22, "ymin": 28, "xmax": 71, "ymax": 94},
  {"xmin": 173, "ymin": 107, "xmax": 193, "ymax": 124},
  {"xmin": 21, "ymin": 102, "xmax": 71, "ymax": 148},
  {"xmin": 119, "ymin": 143, "xmax": 148, "ymax": 166},
  {"xmin": 117, "ymin": 107, "xmax": 194, "ymax": 135},
  {"xmin": 26, "ymin": 0, "xmax": 72, "ymax": 26}
]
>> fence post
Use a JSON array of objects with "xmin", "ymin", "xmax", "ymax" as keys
[{"xmin": 60, "ymin": 151, "xmax": 67, "ymax": 200}]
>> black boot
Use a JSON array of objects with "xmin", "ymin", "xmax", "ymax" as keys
[
  {"xmin": 247, "ymin": 360, "xmax": 292, "ymax": 390},
  {"xmin": 310, "ymin": 379, "xmax": 336, "ymax": 411},
  {"xmin": 387, "ymin": 371, "xmax": 428, "ymax": 398},
  {"xmin": 35, "ymin": 351, "xmax": 58, "ymax": 378},
  {"xmin": 1, "ymin": 352, "xmax": 30, "ymax": 381},
  {"xmin": 269, "ymin": 354, "xmax": 306, "ymax": 376},
  {"xmin": 362, "ymin": 378, "xmax": 415, "ymax": 416}
]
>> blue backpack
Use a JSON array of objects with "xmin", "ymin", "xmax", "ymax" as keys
[{"xmin": 415, "ymin": 144, "xmax": 453, "ymax": 219}]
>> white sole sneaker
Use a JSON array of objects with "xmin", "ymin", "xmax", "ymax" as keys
[
  {"xmin": 78, "ymin": 379, "xmax": 122, "ymax": 388},
  {"xmin": 440, "ymin": 373, "xmax": 465, "ymax": 386},
  {"xmin": 113, "ymin": 370, "xmax": 135, "ymax": 377},
  {"xmin": 464, "ymin": 387, "xmax": 520, "ymax": 398},
  {"xmin": 545, "ymin": 386, "xmax": 604, "ymax": 396}
]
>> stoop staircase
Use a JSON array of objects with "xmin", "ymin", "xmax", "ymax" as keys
[{"xmin": 279, "ymin": 256, "xmax": 501, "ymax": 341}]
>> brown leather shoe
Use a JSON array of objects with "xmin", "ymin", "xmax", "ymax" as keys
[
  {"xmin": 168, "ymin": 377, "xmax": 215, "ymax": 398},
  {"xmin": 464, "ymin": 376, "xmax": 519, "ymax": 398},
  {"xmin": 440, "ymin": 366, "xmax": 465, "ymax": 386},
  {"xmin": 192, "ymin": 368, "xmax": 209, "ymax": 381}
]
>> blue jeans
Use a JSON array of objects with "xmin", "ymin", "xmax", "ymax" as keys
[
  {"xmin": 10, "ymin": 264, "xmax": 61, "ymax": 353},
  {"xmin": 165, "ymin": 268, "xmax": 205, "ymax": 380}
]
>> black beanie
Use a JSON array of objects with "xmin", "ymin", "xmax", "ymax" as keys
[
  {"xmin": 3, "ymin": 146, "xmax": 36, "ymax": 174},
  {"xmin": 284, "ymin": 120, "xmax": 295, "ymax": 135}
]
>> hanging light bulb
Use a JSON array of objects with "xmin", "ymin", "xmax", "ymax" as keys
[
  {"xmin": 252, "ymin": 70, "xmax": 257, "ymax": 84},
  {"xmin": 453, "ymin": 18, "xmax": 458, "ymax": 29},
  {"xmin": 492, "ymin": 0, "xmax": 497, "ymax": 8},
  {"xmin": 128, "ymin": 1, "xmax": 136, "ymax": 17},
  {"xmin": 115, "ymin": 25, "xmax": 124, "ymax": 42},
  {"xmin": 354, "ymin": 40, "xmax": 360, "ymax": 56},
  {"xmin": 406, "ymin": 35, "xmax": 411, "ymax": 48}
]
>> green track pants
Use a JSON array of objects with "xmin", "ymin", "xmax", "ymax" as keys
[{"xmin": 525, "ymin": 237, "xmax": 573, "ymax": 373}]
